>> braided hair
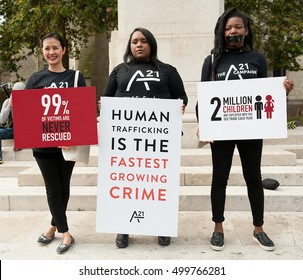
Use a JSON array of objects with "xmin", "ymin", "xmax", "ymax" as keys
[{"xmin": 211, "ymin": 7, "xmax": 253, "ymax": 80}]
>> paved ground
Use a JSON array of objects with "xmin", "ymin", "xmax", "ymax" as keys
[
  {"xmin": 1, "ymin": 210, "xmax": 302, "ymax": 260},
  {"xmin": 1, "ymin": 210, "xmax": 302, "ymax": 279}
]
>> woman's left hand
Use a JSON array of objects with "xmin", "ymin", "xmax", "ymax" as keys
[
  {"xmin": 284, "ymin": 78, "xmax": 294, "ymax": 95},
  {"xmin": 8, "ymin": 95, "xmax": 13, "ymax": 107}
]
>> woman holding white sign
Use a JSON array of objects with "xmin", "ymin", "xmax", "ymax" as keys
[
  {"xmin": 101, "ymin": 27, "xmax": 188, "ymax": 248},
  {"xmin": 25, "ymin": 32, "xmax": 86, "ymax": 254},
  {"xmin": 196, "ymin": 8, "xmax": 294, "ymax": 252}
]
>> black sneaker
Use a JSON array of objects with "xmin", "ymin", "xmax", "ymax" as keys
[
  {"xmin": 210, "ymin": 232, "xmax": 224, "ymax": 251},
  {"xmin": 253, "ymin": 231, "xmax": 275, "ymax": 251},
  {"xmin": 0, "ymin": 157, "xmax": 3, "ymax": 164}
]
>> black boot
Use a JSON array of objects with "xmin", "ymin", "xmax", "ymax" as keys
[
  {"xmin": 115, "ymin": 234, "xmax": 129, "ymax": 248},
  {"xmin": 158, "ymin": 236, "xmax": 171, "ymax": 246}
]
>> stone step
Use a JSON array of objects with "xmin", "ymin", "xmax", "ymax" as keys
[
  {"xmin": 17, "ymin": 165, "xmax": 303, "ymax": 187},
  {"xmin": 181, "ymin": 115, "xmax": 303, "ymax": 148},
  {"xmin": 2, "ymin": 145, "xmax": 299, "ymax": 167},
  {"xmin": 271, "ymin": 144, "xmax": 303, "ymax": 159},
  {"xmin": 2, "ymin": 126, "xmax": 303, "ymax": 216},
  {"xmin": 0, "ymin": 161, "xmax": 36, "ymax": 177},
  {"xmin": 17, "ymin": 166, "xmax": 99, "ymax": 186},
  {"xmin": 181, "ymin": 146, "xmax": 297, "ymax": 166},
  {"xmin": 0, "ymin": 147, "xmax": 33, "ymax": 161},
  {"xmin": 1, "ymin": 177, "xmax": 302, "ymax": 212},
  {"xmin": 178, "ymin": 185, "xmax": 303, "ymax": 212},
  {"xmin": 3, "ymin": 127, "xmax": 303, "ymax": 149},
  {"xmin": 1, "ymin": 139, "xmax": 15, "ymax": 147},
  {"xmin": 181, "ymin": 165, "xmax": 303, "ymax": 186},
  {"xmin": 264, "ymin": 127, "xmax": 303, "ymax": 145}
]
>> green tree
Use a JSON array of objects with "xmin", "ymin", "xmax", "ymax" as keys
[
  {"xmin": 0, "ymin": 0, "xmax": 117, "ymax": 74},
  {"xmin": 225, "ymin": 0, "xmax": 303, "ymax": 74}
]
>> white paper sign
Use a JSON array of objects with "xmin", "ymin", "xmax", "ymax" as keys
[
  {"xmin": 96, "ymin": 97, "xmax": 183, "ymax": 236},
  {"xmin": 197, "ymin": 77, "xmax": 287, "ymax": 141}
]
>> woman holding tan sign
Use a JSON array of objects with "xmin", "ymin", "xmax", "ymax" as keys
[
  {"xmin": 25, "ymin": 32, "xmax": 86, "ymax": 254},
  {"xmin": 101, "ymin": 27, "xmax": 188, "ymax": 248},
  {"xmin": 196, "ymin": 8, "xmax": 294, "ymax": 252}
]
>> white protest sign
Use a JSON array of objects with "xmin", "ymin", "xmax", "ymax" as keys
[
  {"xmin": 96, "ymin": 97, "xmax": 183, "ymax": 236},
  {"xmin": 197, "ymin": 77, "xmax": 287, "ymax": 141}
]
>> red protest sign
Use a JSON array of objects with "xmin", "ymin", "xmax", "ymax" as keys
[{"xmin": 12, "ymin": 86, "xmax": 98, "ymax": 149}]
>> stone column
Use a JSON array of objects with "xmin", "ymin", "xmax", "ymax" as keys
[{"xmin": 109, "ymin": 0, "xmax": 224, "ymax": 148}]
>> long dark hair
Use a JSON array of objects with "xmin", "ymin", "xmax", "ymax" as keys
[
  {"xmin": 123, "ymin": 27, "xmax": 159, "ymax": 68},
  {"xmin": 212, "ymin": 7, "xmax": 253, "ymax": 80}
]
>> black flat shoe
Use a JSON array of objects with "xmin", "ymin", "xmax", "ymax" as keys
[
  {"xmin": 115, "ymin": 234, "xmax": 129, "ymax": 248},
  {"xmin": 56, "ymin": 236, "xmax": 75, "ymax": 254},
  {"xmin": 158, "ymin": 236, "xmax": 171, "ymax": 246},
  {"xmin": 37, "ymin": 233, "xmax": 55, "ymax": 245}
]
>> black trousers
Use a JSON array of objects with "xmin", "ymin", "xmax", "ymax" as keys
[
  {"xmin": 210, "ymin": 139, "xmax": 264, "ymax": 227},
  {"xmin": 35, "ymin": 157, "xmax": 75, "ymax": 233}
]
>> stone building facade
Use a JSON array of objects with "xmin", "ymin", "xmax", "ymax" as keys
[{"xmin": 1, "ymin": 0, "xmax": 302, "ymax": 119}]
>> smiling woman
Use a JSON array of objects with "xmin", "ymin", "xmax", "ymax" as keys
[
  {"xmin": 42, "ymin": 34, "xmax": 66, "ymax": 72},
  {"xmin": 25, "ymin": 32, "xmax": 87, "ymax": 255}
]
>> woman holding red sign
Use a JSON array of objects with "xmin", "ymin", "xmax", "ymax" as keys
[
  {"xmin": 25, "ymin": 32, "xmax": 86, "ymax": 254},
  {"xmin": 196, "ymin": 8, "xmax": 294, "ymax": 252}
]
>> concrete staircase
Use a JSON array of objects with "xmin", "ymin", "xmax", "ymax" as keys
[{"xmin": 1, "ymin": 127, "xmax": 303, "ymax": 211}]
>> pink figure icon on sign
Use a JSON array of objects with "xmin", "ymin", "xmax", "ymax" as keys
[{"xmin": 264, "ymin": 95, "xmax": 274, "ymax": 119}]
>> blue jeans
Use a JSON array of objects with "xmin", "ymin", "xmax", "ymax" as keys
[{"xmin": 0, "ymin": 127, "xmax": 14, "ymax": 158}]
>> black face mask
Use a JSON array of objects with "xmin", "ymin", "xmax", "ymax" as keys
[{"xmin": 225, "ymin": 35, "xmax": 244, "ymax": 43}]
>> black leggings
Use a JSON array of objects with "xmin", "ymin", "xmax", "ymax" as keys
[
  {"xmin": 210, "ymin": 139, "xmax": 264, "ymax": 227},
  {"xmin": 35, "ymin": 157, "xmax": 75, "ymax": 233}
]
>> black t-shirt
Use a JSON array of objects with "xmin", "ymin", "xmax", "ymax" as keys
[
  {"xmin": 196, "ymin": 48, "xmax": 268, "ymax": 121},
  {"xmin": 25, "ymin": 69, "xmax": 86, "ymax": 89},
  {"xmin": 201, "ymin": 50, "xmax": 267, "ymax": 82},
  {"xmin": 104, "ymin": 61, "xmax": 188, "ymax": 105}
]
